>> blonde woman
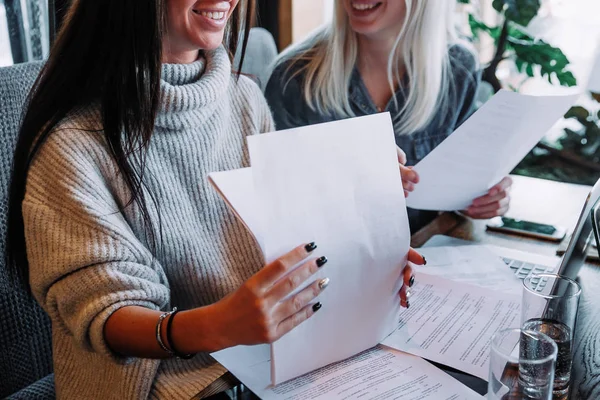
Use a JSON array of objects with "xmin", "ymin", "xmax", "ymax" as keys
[{"xmin": 265, "ymin": 0, "xmax": 512, "ymax": 232}]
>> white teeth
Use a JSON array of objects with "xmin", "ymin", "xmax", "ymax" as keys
[
  {"xmin": 352, "ymin": 2, "xmax": 378, "ymax": 11},
  {"xmin": 199, "ymin": 11, "xmax": 225, "ymax": 20}
]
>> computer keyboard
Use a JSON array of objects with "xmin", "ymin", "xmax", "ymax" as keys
[{"xmin": 502, "ymin": 257, "xmax": 557, "ymax": 291}]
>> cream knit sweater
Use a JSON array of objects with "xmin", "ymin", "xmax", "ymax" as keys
[{"xmin": 23, "ymin": 46, "xmax": 272, "ymax": 399}]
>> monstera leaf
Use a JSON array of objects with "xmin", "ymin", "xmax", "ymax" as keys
[{"xmin": 492, "ymin": 0, "xmax": 541, "ymax": 27}]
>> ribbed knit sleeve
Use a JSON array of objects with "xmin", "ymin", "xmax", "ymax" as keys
[{"xmin": 23, "ymin": 118, "xmax": 170, "ymax": 362}]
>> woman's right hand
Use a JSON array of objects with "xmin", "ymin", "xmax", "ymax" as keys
[
  {"xmin": 211, "ymin": 243, "xmax": 328, "ymax": 348},
  {"xmin": 397, "ymin": 147, "xmax": 419, "ymax": 198}
]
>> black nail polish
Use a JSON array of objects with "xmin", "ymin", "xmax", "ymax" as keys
[
  {"xmin": 316, "ymin": 256, "xmax": 328, "ymax": 268},
  {"xmin": 312, "ymin": 302, "xmax": 322, "ymax": 312},
  {"xmin": 305, "ymin": 242, "xmax": 317, "ymax": 252},
  {"xmin": 409, "ymin": 276, "xmax": 415, "ymax": 287},
  {"xmin": 422, "ymin": 256, "xmax": 427, "ymax": 265},
  {"xmin": 406, "ymin": 301, "xmax": 410, "ymax": 309}
]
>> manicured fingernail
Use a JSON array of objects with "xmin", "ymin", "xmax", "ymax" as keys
[
  {"xmin": 318, "ymin": 278, "xmax": 330, "ymax": 291},
  {"xmin": 422, "ymin": 256, "xmax": 427, "ymax": 265},
  {"xmin": 312, "ymin": 302, "xmax": 322, "ymax": 312},
  {"xmin": 406, "ymin": 289, "xmax": 411, "ymax": 298},
  {"xmin": 305, "ymin": 242, "xmax": 317, "ymax": 252},
  {"xmin": 406, "ymin": 300, "xmax": 410, "ymax": 309},
  {"xmin": 316, "ymin": 256, "xmax": 328, "ymax": 268},
  {"xmin": 409, "ymin": 276, "xmax": 415, "ymax": 287}
]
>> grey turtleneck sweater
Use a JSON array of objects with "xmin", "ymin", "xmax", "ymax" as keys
[{"xmin": 23, "ymin": 47, "xmax": 273, "ymax": 399}]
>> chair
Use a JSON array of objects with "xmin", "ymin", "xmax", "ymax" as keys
[
  {"xmin": 234, "ymin": 27, "xmax": 279, "ymax": 91},
  {"xmin": 0, "ymin": 61, "xmax": 55, "ymax": 399}
]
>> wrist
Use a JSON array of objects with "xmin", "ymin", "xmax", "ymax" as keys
[{"xmin": 169, "ymin": 303, "xmax": 230, "ymax": 354}]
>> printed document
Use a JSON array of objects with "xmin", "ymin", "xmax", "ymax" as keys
[
  {"xmin": 418, "ymin": 245, "xmax": 522, "ymax": 295},
  {"xmin": 247, "ymin": 114, "xmax": 411, "ymax": 384},
  {"xmin": 381, "ymin": 273, "xmax": 521, "ymax": 380},
  {"xmin": 406, "ymin": 90, "xmax": 578, "ymax": 211},
  {"xmin": 212, "ymin": 344, "xmax": 483, "ymax": 400}
]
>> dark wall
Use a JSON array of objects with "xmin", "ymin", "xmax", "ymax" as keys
[{"xmin": 256, "ymin": 0, "xmax": 279, "ymax": 45}]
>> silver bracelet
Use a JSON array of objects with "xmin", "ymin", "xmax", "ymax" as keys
[{"xmin": 156, "ymin": 307, "xmax": 178, "ymax": 355}]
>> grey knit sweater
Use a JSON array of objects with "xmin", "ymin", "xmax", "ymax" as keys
[{"xmin": 23, "ymin": 46, "xmax": 272, "ymax": 399}]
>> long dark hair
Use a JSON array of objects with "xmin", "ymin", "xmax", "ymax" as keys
[{"xmin": 7, "ymin": 0, "xmax": 256, "ymax": 288}]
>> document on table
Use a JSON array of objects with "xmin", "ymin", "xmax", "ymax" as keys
[
  {"xmin": 381, "ymin": 273, "xmax": 521, "ymax": 380},
  {"xmin": 247, "ymin": 113, "xmax": 411, "ymax": 385},
  {"xmin": 418, "ymin": 245, "xmax": 522, "ymax": 295},
  {"xmin": 212, "ymin": 344, "xmax": 483, "ymax": 400},
  {"xmin": 406, "ymin": 90, "xmax": 578, "ymax": 211}
]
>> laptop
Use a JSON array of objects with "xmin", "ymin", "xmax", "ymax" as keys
[{"xmin": 424, "ymin": 177, "xmax": 600, "ymax": 285}]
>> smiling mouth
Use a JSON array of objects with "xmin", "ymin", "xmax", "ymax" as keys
[
  {"xmin": 192, "ymin": 10, "xmax": 226, "ymax": 20},
  {"xmin": 351, "ymin": 2, "xmax": 382, "ymax": 11}
]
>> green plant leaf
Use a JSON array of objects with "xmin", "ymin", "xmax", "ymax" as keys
[
  {"xmin": 458, "ymin": 0, "xmax": 470, "ymax": 3},
  {"xmin": 468, "ymin": 14, "xmax": 502, "ymax": 41},
  {"xmin": 509, "ymin": 31, "xmax": 577, "ymax": 87},
  {"xmin": 564, "ymin": 106, "xmax": 591, "ymax": 121},
  {"xmin": 592, "ymin": 92, "xmax": 600, "ymax": 102},
  {"xmin": 492, "ymin": 0, "xmax": 541, "ymax": 26}
]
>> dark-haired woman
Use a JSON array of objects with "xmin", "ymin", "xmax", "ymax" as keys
[{"xmin": 8, "ymin": 0, "xmax": 423, "ymax": 398}]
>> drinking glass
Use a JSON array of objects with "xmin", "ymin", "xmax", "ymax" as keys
[
  {"xmin": 488, "ymin": 328, "xmax": 557, "ymax": 400},
  {"xmin": 522, "ymin": 274, "xmax": 581, "ymax": 398}
]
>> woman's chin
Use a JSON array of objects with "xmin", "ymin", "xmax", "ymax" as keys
[{"xmin": 194, "ymin": 34, "xmax": 226, "ymax": 51}]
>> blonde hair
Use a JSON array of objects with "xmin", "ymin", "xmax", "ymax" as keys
[{"xmin": 278, "ymin": 0, "xmax": 465, "ymax": 135}]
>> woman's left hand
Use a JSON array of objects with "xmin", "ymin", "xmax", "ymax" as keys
[
  {"xmin": 399, "ymin": 248, "xmax": 426, "ymax": 308},
  {"xmin": 464, "ymin": 176, "xmax": 513, "ymax": 219},
  {"xmin": 397, "ymin": 147, "xmax": 419, "ymax": 198}
]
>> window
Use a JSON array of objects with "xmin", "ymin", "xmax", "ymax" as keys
[{"xmin": 0, "ymin": 0, "xmax": 50, "ymax": 66}]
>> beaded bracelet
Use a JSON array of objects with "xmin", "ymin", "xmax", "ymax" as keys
[
  {"xmin": 166, "ymin": 308, "xmax": 195, "ymax": 359},
  {"xmin": 155, "ymin": 308, "xmax": 177, "ymax": 356}
]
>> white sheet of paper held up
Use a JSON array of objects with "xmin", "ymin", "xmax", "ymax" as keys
[
  {"xmin": 247, "ymin": 113, "xmax": 411, "ymax": 385},
  {"xmin": 406, "ymin": 90, "xmax": 578, "ymax": 211},
  {"xmin": 212, "ymin": 344, "xmax": 483, "ymax": 400},
  {"xmin": 381, "ymin": 273, "xmax": 521, "ymax": 380},
  {"xmin": 207, "ymin": 168, "xmax": 264, "ymax": 252}
]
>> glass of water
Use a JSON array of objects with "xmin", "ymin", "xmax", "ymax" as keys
[
  {"xmin": 522, "ymin": 274, "xmax": 581, "ymax": 398},
  {"xmin": 488, "ymin": 328, "xmax": 557, "ymax": 400}
]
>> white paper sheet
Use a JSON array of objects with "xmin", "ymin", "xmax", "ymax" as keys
[
  {"xmin": 418, "ymin": 245, "xmax": 522, "ymax": 295},
  {"xmin": 212, "ymin": 344, "xmax": 483, "ymax": 400},
  {"xmin": 587, "ymin": 51, "xmax": 600, "ymax": 93},
  {"xmin": 406, "ymin": 90, "xmax": 578, "ymax": 211},
  {"xmin": 208, "ymin": 168, "xmax": 264, "ymax": 252},
  {"xmin": 247, "ymin": 113, "xmax": 411, "ymax": 385},
  {"xmin": 381, "ymin": 273, "xmax": 521, "ymax": 381}
]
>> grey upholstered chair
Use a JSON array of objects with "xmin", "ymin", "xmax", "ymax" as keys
[
  {"xmin": 235, "ymin": 27, "xmax": 279, "ymax": 91},
  {"xmin": 0, "ymin": 61, "xmax": 55, "ymax": 399}
]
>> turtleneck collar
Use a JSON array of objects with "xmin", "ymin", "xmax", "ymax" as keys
[{"xmin": 157, "ymin": 46, "xmax": 231, "ymax": 130}]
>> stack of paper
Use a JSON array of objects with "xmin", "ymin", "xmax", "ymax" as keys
[
  {"xmin": 212, "ymin": 344, "xmax": 483, "ymax": 400},
  {"xmin": 211, "ymin": 113, "xmax": 411, "ymax": 385}
]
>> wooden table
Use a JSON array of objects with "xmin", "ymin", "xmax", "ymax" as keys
[{"xmin": 411, "ymin": 175, "xmax": 600, "ymax": 399}]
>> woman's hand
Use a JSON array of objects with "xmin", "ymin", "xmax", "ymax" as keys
[
  {"xmin": 398, "ymin": 248, "xmax": 426, "ymax": 308},
  {"xmin": 397, "ymin": 147, "xmax": 419, "ymax": 198},
  {"xmin": 210, "ymin": 243, "xmax": 328, "ymax": 348},
  {"xmin": 463, "ymin": 177, "xmax": 512, "ymax": 219}
]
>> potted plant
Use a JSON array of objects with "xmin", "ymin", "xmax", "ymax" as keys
[{"xmin": 459, "ymin": 0, "xmax": 600, "ymax": 185}]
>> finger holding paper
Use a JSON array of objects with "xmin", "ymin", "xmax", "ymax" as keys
[
  {"xmin": 398, "ymin": 146, "xmax": 420, "ymax": 197},
  {"xmin": 399, "ymin": 248, "xmax": 426, "ymax": 307},
  {"xmin": 464, "ymin": 176, "xmax": 512, "ymax": 219}
]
